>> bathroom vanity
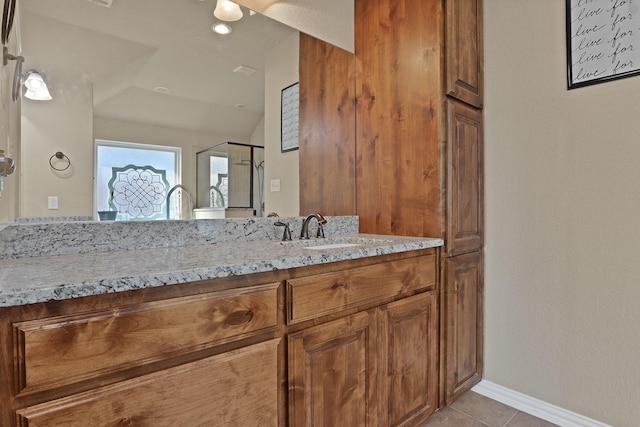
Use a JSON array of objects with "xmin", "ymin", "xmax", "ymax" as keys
[{"xmin": 0, "ymin": 218, "xmax": 442, "ymax": 426}]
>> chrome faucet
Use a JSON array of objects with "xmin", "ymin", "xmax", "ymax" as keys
[{"xmin": 300, "ymin": 213, "xmax": 327, "ymax": 239}]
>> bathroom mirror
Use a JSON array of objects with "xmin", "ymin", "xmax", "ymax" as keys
[
  {"xmin": 15, "ymin": 0, "xmax": 354, "ymax": 220},
  {"xmin": 194, "ymin": 142, "xmax": 264, "ymax": 219}
]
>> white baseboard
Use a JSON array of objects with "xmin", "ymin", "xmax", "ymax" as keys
[{"xmin": 471, "ymin": 380, "xmax": 612, "ymax": 427}]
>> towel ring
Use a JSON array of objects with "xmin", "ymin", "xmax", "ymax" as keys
[{"xmin": 49, "ymin": 152, "xmax": 71, "ymax": 171}]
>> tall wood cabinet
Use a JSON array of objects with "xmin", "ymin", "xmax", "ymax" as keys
[{"xmin": 354, "ymin": 0, "xmax": 484, "ymax": 408}]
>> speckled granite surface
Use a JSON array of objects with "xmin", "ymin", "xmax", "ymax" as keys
[
  {"xmin": 0, "ymin": 216, "xmax": 359, "ymax": 259},
  {"xmin": 0, "ymin": 233, "xmax": 443, "ymax": 308}
]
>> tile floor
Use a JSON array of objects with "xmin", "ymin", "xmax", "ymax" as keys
[{"xmin": 419, "ymin": 391, "xmax": 559, "ymax": 427}]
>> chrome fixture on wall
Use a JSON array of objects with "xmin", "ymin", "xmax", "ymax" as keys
[
  {"xmin": 49, "ymin": 152, "xmax": 71, "ymax": 171},
  {"xmin": 3, "ymin": 45, "xmax": 23, "ymax": 102},
  {"xmin": 0, "ymin": 150, "xmax": 15, "ymax": 177}
]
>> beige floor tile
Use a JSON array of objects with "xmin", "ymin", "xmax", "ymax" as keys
[
  {"xmin": 418, "ymin": 406, "xmax": 488, "ymax": 427},
  {"xmin": 506, "ymin": 411, "xmax": 559, "ymax": 427},
  {"xmin": 449, "ymin": 391, "xmax": 518, "ymax": 427}
]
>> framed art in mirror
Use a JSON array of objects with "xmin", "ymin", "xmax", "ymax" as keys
[{"xmin": 281, "ymin": 82, "xmax": 299, "ymax": 152}]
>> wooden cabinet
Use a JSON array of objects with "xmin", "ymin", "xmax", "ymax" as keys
[
  {"xmin": 381, "ymin": 292, "xmax": 438, "ymax": 427},
  {"xmin": 288, "ymin": 310, "xmax": 380, "ymax": 426},
  {"xmin": 287, "ymin": 253, "xmax": 439, "ymax": 427},
  {"xmin": 446, "ymin": 0, "xmax": 484, "ymax": 108},
  {"xmin": 299, "ymin": 33, "xmax": 356, "ymax": 216},
  {"xmin": 354, "ymin": 0, "xmax": 484, "ymax": 407},
  {"xmin": 16, "ymin": 339, "xmax": 280, "ymax": 427},
  {"xmin": 0, "ymin": 250, "xmax": 440, "ymax": 427},
  {"xmin": 288, "ymin": 294, "xmax": 438, "ymax": 427},
  {"xmin": 444, "ymin": 251, "xmax": 483, "ymax": 403},
  {"xmin": 446, "ymin": 99, "xmax": 484, "ymax": 256},
  {"xmin": 14, "ymin": 284, "xmax": 279, "ymax": 395},
  {"xmin": 286, "ymin": 254, "xmax": 436, "ymax": 324},
  {"xmin": 0, "ymin": 280, "xmax": 282, "ymax": 427}
]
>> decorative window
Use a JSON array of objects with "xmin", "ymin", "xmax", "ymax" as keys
[
  {"xmin": 95, "ymin": 140, "xmax": 181, "ymax": 220},
  {"xmin": 108, "ymin": 165, "xmax": 169, "ymax": 220}
]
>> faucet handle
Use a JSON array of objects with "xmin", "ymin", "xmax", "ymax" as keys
[
  {"xmin": 316, "ymin": 222, "xmax": 325, "ymax": 238},
  {"xmin": 274, "ymin": 221, "xmax": 292, "ymax": 241}
]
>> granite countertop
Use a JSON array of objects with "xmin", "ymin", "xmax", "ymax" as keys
[{"xmin": 0, "ymin": 233, "xmax": 443, "ymax": 308}]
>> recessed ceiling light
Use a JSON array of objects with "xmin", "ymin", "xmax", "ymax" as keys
[
  {"xmin": 233, "ymin": 65, "xmax": 257, "ymax": 76},
  {"xmin": 86, "ymin": 0, "xmax": 113, "ymax": 8},
  {"xmin": 211, "ymin": 22, "xmax": 233, "ymax": 35},
  {"xmin": 154, "ymin": 86, "xmax": 170, "ymax": 94}
]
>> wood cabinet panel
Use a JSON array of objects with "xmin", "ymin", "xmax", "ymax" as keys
[
  {"xmin": 299, "ymin": 32, "xmax": 356, "ymax": 216},
  {"xmin": 288, "ymin": 311, "xmax": 379, "ymax": 427},
  {"xmin": 15, "ymin": 283, "xmax": 278, "ymax": 394},
  {"xmin": 446, "ymin": 100, "xmax": 484, "ymax": 256},
  {"xmin": 444, "ymin": 251, "xmax": 483, "ymax": 403},
  {"xmin": 446, "ymin": 0, "xmax": 484, "ymax": 107},
  {"xmin": 287, "ymin": 254, "xmax": 436, "ymax": 324},
  {"xmin": 355, "ymin": 0, "xmax": 444, "ymax": 238},
  {"xmin": 382, "ymin": 292, "xmax": 438, "ymax": 427},
  {"xmin": 16, "ymin": 339, "xmax": 280, "ymax": 427}
]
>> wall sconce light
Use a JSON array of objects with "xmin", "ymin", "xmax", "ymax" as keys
[
  {"xmin": 23, "ymin": 70, "xmax": 52, "ymax": 101},
  {"xmin": 3, "ymin": 47, "xmax": 52, "ymax": 101},
  {"xmin": 213, "ymin": 0, "xmax": 243, "ymax": 22}
]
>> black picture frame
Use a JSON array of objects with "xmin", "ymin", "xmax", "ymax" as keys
[
  {"xmin": 281, "ymin": 82, "xmax": 299, "ymax": 152},
  {"xmin": 566, "ymin": 0, "xmax": 640, "ymax": 89}
]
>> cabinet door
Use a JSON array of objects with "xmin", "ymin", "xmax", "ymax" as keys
[
  {"xmin": 446, "ymin": 99, "xmax": 484, "ymax": 256},
  {"xmin": 446, "ymin": 0, "xmax": 483, "ymax": 108},
  {"xmin": 16, "ymin": 339, "xmax": 280, "ymax": 427},
  {"xmin": 444, "ymin": 251, "xmax": 483, "ymax": 403},
  {"xmin": 288, "ymin": 310, "xmax": 379, "ymax": 426},
  {"xmin": 381, "ymin": 292, "xmax": 438, "ymax": 427}
]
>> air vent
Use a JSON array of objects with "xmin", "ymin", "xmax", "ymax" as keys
[
  {"xmin": 233, "ymin": 65, "xmax": 257, "ymax": 76},
  {"xmin": 86, "ymin": 0, "xmax": 114, "ymax": 8}
]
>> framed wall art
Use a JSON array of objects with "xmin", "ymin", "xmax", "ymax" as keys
[
  {"xmin": 281, "ymin": 82, "xmax": 299, "ymax": 152},
  {"xmin": 567, "ymin": 0, "xmax": 640, "ymax": 89}
]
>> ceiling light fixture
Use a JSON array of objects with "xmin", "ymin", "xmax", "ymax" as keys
[
  {"xmin": 23, "ymin": 70, "xmax": 52, "ymax": 101},
  {"xmin": 211, "ymin": 22, "xmax": 233, "ymax": 35},
  {"xmin": 213, "ymin": 0, "xmax": 243, "ymax": 22},
  {"xmin": 233, "ymin": 65, "xmax": 257, "ymax": 76}
]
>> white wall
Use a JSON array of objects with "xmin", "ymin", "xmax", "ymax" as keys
[
  {"xmin": 264, "ymin": 33, "xmax": 299, "ymax": 217},
  {"xmin": 21, "ymin": 78, "xmax": 94, "ymax": 218},
  {"xmin": 484, "ymin": 1, "xmax": 640, "ymax": 425}
]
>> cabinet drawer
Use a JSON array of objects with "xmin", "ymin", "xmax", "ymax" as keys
[
  {"xmin": 14, "ymin": 283, "xmax": 279, "ymax": 394},
  {"xmin": 287, "ymin": 254, "xmax": 435, "ymax": 324},
  {"xmin": 16, "ymin": 339, "xmax": 280, "ymax": 427}
]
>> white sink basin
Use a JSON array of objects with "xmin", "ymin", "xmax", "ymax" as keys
[{"xmin": 278, "ymin": 236, "xmax": 395, "ymax": 250}]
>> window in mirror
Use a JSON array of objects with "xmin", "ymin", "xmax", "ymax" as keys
[
  {"xmin": 210, "ymin": 154, "xmax": 228, "ymax": 208},
  {"xmin": 95, "ymin": 140, "xmax": 181, "ymax": 220}
]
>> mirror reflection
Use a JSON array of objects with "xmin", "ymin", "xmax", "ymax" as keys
[
  {"xmin": 195, "ymin": 142, "xmax": 264, "ymax": 219},
  {"xmin": 18, "ymin": 0, "xmax": 300, "ymax": 220}
]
